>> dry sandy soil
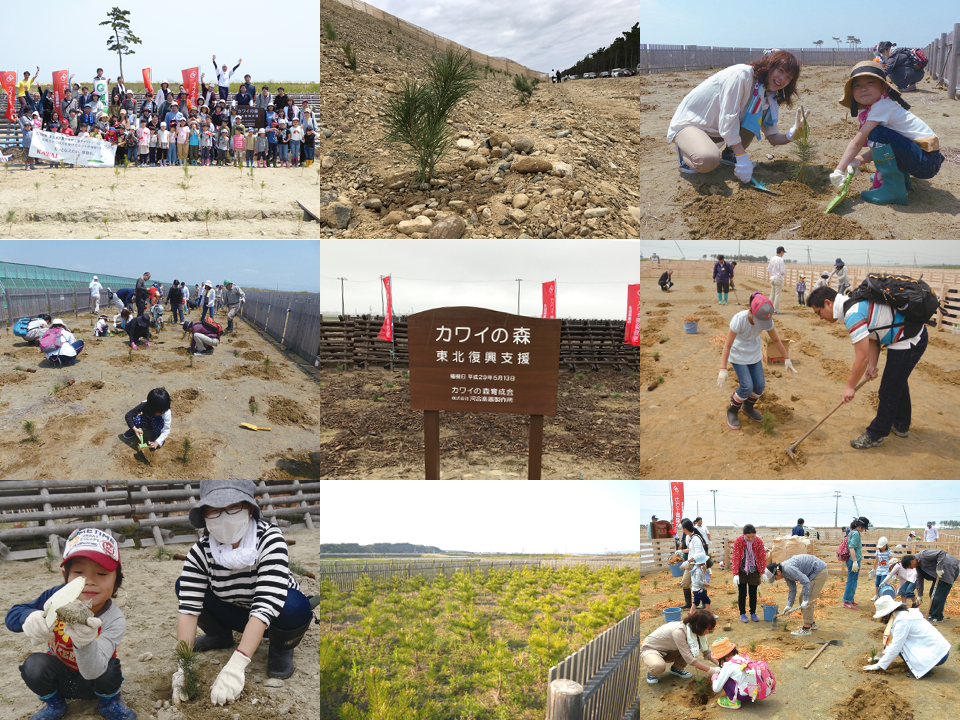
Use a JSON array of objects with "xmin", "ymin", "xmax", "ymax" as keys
[
  {"xmin": 0, "ymin": 308, "xmax": 326, "ymax": 480},
  {"xmin": 0, "ymin": 527, "xmax": 327, "ymax": 720},
  {"xmin": 314, "ymin": 276, "xmax": 960, "ymax": 480}
]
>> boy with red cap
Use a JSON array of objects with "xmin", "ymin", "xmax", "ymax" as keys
[{"xmin": 4, "ymin": 528, "xmax": 136, "ymax": 720}]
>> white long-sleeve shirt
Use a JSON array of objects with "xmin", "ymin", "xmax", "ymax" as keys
[{"xmin": 767, "ymin": 255, "xmax": 785, "ymax": 281}]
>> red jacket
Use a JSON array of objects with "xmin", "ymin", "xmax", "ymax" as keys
[{"xmin": 731, "ymin": 535, "xmax": 766, "ymax": 576}]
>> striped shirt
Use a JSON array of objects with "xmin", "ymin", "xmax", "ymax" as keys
[
  {"xmin": 177, "ymin": 519, "xmax": 299, "ymax": 628},
  {"xmin": 837, "ymin": 299, "xmax": 922, "ymax": 350}
]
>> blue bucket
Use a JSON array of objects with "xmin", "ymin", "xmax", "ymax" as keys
[
  {"xmin": 663, "ymin": 607, "xmax": 682, "ymax": 623},
  {"xmin": 669, "ymin": 563, "xmax": 684, "ymax": 577},
  {"xmin": 683, "ymin": 321, "xmax": 698, "ymax": 334},
  {"xmin": 762, "ymin": 605, "xmax": 779, "ymax": 622}
]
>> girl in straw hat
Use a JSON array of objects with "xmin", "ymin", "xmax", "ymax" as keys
[
  {"xmin": 709, "ymin": 636, "xmax": 777, "ymax": 709},
  {"xmin": 831, "ymin": 61, "xmax": 943, "ymax": 206}
]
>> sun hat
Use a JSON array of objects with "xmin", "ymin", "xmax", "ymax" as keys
[
  {"xmin": 821, "ymin": 271, "xmax": 830, "ymax": 278},
  {"xmin": 203, "ymin": 280, "xmax": 212, "ymax": 287},
  {"xmin": 188, "ymin": 481, "xmax": 261, "ymax": 529},
  {"xmin": 877, "ymin": 536, "xmax": 889, "ymax": 548},
  {"xmin": 61, "ymin": 528, "xmax": 121, "ymax": 572},
  {"xmin": 750, "ymin": 292, "xmax": 774, "ymax": 325},
  {"xmin": 838, "ymin": 61, "xmax": 905, "ymax": 114},
  {"xmin": 692, "ymin": 552, "xmax": 708, "ymax": 565},
  {"xmin": 711, "ymin": 637, "xmax": 736, "ymax": 658},
  {"xmin": 873, "ymin": 595, "xmax": 905, "ymax": 619},
  {"xmin": 50, "ymin": 318, "xmax": 68, "ymax": 329},
  {"xmin": 93, "ymin": 275, "xmax": 98, "ymax": 280},
  {"xmin": 258, "ymin": 128, "xmax": 265, "ymax": 134}
]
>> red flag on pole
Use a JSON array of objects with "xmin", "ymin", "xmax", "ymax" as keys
[
  {"xmin": 670, "ymin": 482, "xmax": 684, "ymax": 537},
  {"xmin": 623, "ymin": 284, "xmax": 643, "ymax": 345},
  {"xmin": 181, "ymin": 67, "xmax": 199, "ymax": 111},
  {"xmin": 52, "ymin": 69, "xmax": 69, "ymax": 115},
  {"xmin": 377, "ymin": 276, "xmax": 393, "ymax": 341},
  {"xmin": 142, "ymin": 68, "xmax": 154, "ymax": 96},
  {"xmin": 0, "ymin": 72, "xmax": 17, "ymax": 122},
  {"xmin": 542, "ymin": 281, "xmax": 556, "ymax": 319}
]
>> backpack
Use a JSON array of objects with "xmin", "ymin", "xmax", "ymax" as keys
[
  {"xmin": 908, "ymin": 48, "xmax": 928, "ymax": 70},
  {"xmin": 200, "ymin": 317, "xmax": 223, "ymax": 340},
  {"xmin": 14, "ymin": 318, "xmax": 31, "ymax": 337},
  {"xmin": 836, "ymin": 535, "xmax": 851, "ymax": 562},
  {"xmin": 843, "ymin": 273, "xmax": 943, "ymax": 340},
  {"xmin": 730, "ymin": 654, "xmax": 776, "ymax": 701},
  {"xmin": 39, "ymin": 327, "xmax": 66, "ymax": 354}
]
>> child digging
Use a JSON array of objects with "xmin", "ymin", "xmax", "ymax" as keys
[
  {"xmin": 709, "ymin": 636, "xmax": 777, "ymax": 709},
  {"xmin": 4, "ymin": 528, "xmax": 137, "ymax": 720},
  {"xmin": 831, "ymin": 62, "xmax": 944, "ymax": 206},
  {"xmin": 718, "ymin": 292, "xmax": 797, "ymax": 430},
  {"xmin": 122, "ymin": 387, "xmax": 172, "ymax": 451}
]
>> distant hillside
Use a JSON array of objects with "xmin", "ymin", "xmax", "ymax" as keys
[{"xmin": 318, "ymin": 542, "xmax": 445, "ymax": 554}]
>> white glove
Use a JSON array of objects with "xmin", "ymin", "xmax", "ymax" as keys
[
  {"xmin": 680, "ymin": 561, "xmax": 691, "ymax": 570},
  {"xmin": 937, "ymin": 569, "xmax": 944, "ymax": 578},
  {"xmin": 851, "ymin": 562, "xmax": 859, "ymax": 573},
  {"xmin": 800, "ymin": 601, "xmax": 808, "ymax": 609},
  {"xmin": 734, "ymin": 153, "xmax": 754, "ymax": 183},
  {"xmin": 732, "ymin": 575, "xmax": 740, "ymax": 587},
  {"xmin": 868, "ymin": 570, "xmax": 876, "ymax": 579},
  {"xmin": 782, "ymin": 605, "xmax": 793, "ymax": 615},
  {"xmin": 829, "ymin": 159, "xmax": 860, "ymax": 189},
  {"xmin": 717, "ymin": 369, "xmax": 728, "ymax": 387},
  {"xmin": 784, "ymin": 358, "xmax": 798, "ymax": 374},
  {"xmin": 863, "ymin": 664, "xmax": 882, "ymax": 672},
  {"xmin": 21, "ymin": 611, "xmax": 54, "ymax": 643},
  {"xmin": 172, "ymin": 669, "xmax": 190, "ymax": 705},
  {"xmin": 210, "ymin": 650, "xmax": 250, "ymax": 706},
  {"xmin": 65, "ymin": 617, "xmax": 102, "ymax": 648},
  {"xmin": 785, "ymin": 108, "xmax": 811, "ymax": 141}
]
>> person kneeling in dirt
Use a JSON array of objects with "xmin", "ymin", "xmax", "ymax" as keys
[
  {"xmin": 764, "ymin": 554, "xmax": 828, "ymax": 636},
  {"xmin": 24, "ymin": 314, "xmax": 52, "ymax": 345},
  {"xmin": 173, "ymin": 481, "xmax": 313, "ymax": 707},
  {"xmin": 40, "ymin": 319, "xmax": 84, "ymax": 367},
  {"xmin": 126, "ymin": 313, "xmax": 154, "ymax": 350},
  {"xmin": 710, "ymin": 636, "xmax": 777, "ymax": 709},
  {"xmin": 913, "ymin": 548, "xmax": 958, "ymax": 624},
  {"xmin": 658, "ymin": 269, "xmax": 674, "ymax": 292},
  {"xmin": 122, "ymin": 387, "xmax": 172, "ymax": 451},
  {"xmin": 640, "ymin": 608, "xmax": 718, "ymax": 685},
  {"xmin": 182, "ymin": 319, "xmax": 220, "ymax": 354},
  {"xmin": 221, "ymin": 280, "xmax": 246, "ymax": 333},
  {"xmin": 807, "ymin": 285, "xmax": 927, "ymax": 449},
  {"xmin": 863, "ymin": 596, "xmax": 950, "ymax": 677}
]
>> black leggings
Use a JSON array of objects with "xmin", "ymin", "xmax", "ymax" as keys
[{"xmin": 738, "ymin": 580, "xmax": 758, "ymax": 614}]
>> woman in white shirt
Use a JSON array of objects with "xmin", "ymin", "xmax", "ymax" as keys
[
  {"xmin": 667, "ymin": 51, "xmax": 807, "ymax": 183},
  {"xmin": 864, "ymin": 596, "xmax": 949, "ymax": 678}
]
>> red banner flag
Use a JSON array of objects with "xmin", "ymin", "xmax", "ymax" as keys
[
  {"xmin": 670, "ymin": 482, "xmax": 684, "ymax": 538},
  {"xmin": 142, "ymin": 68, "xmax": 153, "ymax": 96},
  {"xmin": 623, "ymin": 284, "xmax": 643, "ymax": 345},
  {"xmin": 377, "ymin": 276, "xmax": 393, "ymax": 341},
  {"xmin": 1, "ymin": 71, "xmax": 17, "ymax": 122},
  {"xmin": 181, "ymin": 67, "xmax": 199, "ymax": 111},
  {"xmin": 52, "ymin": 69, "xmax": 69, "ymax": 115},
  {"xmin": 542, "ymin": 281, "xmax": 556, "ymax": 319}
]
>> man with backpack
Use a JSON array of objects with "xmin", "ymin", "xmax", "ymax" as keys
[
  {"xmin": 877, "ymin": 41, "xmax": 926, "ymax": 92},
  {"xmin": 807, "ymin": 274, "xmax": 936, "ymax": 449}
]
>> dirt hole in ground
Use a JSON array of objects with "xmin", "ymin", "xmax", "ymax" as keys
[
  {"xmin": 55, "ymin": 380, "xmax": 105, "ymax": 402},
  {"xmin": 219, "ymin": 363, "xmax": 283, "ymax": 381},
  {"xmin": 171, "ymin": 388, "xmax": 203, "ymax": 414},
  {"xmin": 834, "ymin": 679, "xmax": 914, "ymax": 720},
  {"xmin": 266, "ymin": 395, "xmax": 317, "ymax": 427},
  {"xmin": 0, "ymin": 372, "xmax": 30, "ymax": 386},
  {"xmin": 242, "ymin": 351, "xmax": 265, "ymax": 361}
]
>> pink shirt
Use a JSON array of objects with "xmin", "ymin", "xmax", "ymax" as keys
[
  {"xmin": 177, "ymin": 126, "xmax": 189, "ymax": 144},
  {"xmin": 233, "ymin": 135, "xmax": 244, "ymax": 150}
]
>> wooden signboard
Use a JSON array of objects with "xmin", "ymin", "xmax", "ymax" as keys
[
  {"xmin": 408, "ymin": 307, "xmax": 561, "ymax": 479},
  {"xmin": 236, "ymin": 106, "xmax": 265, "ymax": 129}
]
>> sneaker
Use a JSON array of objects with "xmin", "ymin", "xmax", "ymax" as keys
[
  {"xmin": 810, "ymin": 622, "xmax": 819, "ymax": 630},
  {"xmin": 843, "ymin": 602, "xmax": 856, "ymax": 609},
  {"xmin": 669, "ymin": 666, "xmax": 692, "ymax": 679},
  {"xmin": 850, "ymin": 602, "xmax": 859, "ymax": 608},
  {"xmin": 929, "ymin": 618, "xmax": 942, "ymax": 624},
  {"xmin": 719, "ymin": 148, "xmax": 758, "ymax": 169},
  {"xmin": 892, "ymin": 428, "xmax": 909, "ymax": 438},
  {"xmin": 850, "ymin": 432, "xmax": 884, "ymax": 449},
  {"xmin": 739, "ymin": 613, "xmax": 749, "ymax": 623},
  {"xmin": 677, "ymin": 146, "xmax": 697, "ymax": 174},
  {"xmin": 870, "ymin": 595, "xmax": 878, "ymax": 602},
  {"xmin": 750, "ymin": 613, "xmax": 759, "ymax": 622},
  {"xmin": 122, "ymin": 429, "xmax": 136, "ymax": 440},
  {"xmin": 726, "ymin": 405, "xmax": 741, "ymax": 430},
  {"xmin": 646, "ymin": 672, "xmax": 659, "ymax": 685},
  {"xmin": 717, "ymin": 697, "xmax": 741, "ymax": 709},
  {"xmin": 791, "ymin": 626, "xmax": 813, "ymax": 636}
]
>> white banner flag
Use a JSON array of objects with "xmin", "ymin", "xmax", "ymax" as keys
[{"xmin": 29, "ymin": 130, "xmax": 115, "ymax": 167}]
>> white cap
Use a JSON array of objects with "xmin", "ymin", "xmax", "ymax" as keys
[
  {"xmin": 877, "ymin": 536, "xmax": 888, "ymax": 547},
  {"xmin": 93, "ymin": 276, "xmax": 98, "ymax": 280}
]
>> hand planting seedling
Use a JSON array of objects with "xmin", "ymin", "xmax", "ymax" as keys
[{"xmin": 173, "ymin": 640, "xmax": 201, "ymax": 702}]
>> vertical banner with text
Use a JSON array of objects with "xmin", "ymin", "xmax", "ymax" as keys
[
  {"xmin": 377, "ymin": 276, "xmax": 393, "ymax": 341},
  {"xmin": 670, "ymin": 482, "xmax": 684, "ymax": 538},
  {"xmin": 1, "ymin": 72, "xmax": 16, "ymax": 122},
  {"xmin": 142, "ymin": 68, "xmax": 153, "ymax": 96},
  {"xmin": 181, "ymin": 67, "xmax": 199, "ymax": 110},
  {"xmin": 623, "ymin": 283, "xmax": 643, "ymax": 345},
  {"xmin": 542, "ymin": 281, "xmax": 556, "ymax": 319},
  {"xmin": 52, "ymin": 69, "xmax": 69, "ymax": 115}
]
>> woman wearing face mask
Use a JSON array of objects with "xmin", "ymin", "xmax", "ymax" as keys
[{"xmin": 173, "ymin": 481, "xmax": 312, "ymax": 707}]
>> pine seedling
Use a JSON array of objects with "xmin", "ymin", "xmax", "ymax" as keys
[
  {"xmin": 174, "ymin": 640, "xmax": 201, "ymax": 701},
  {"xmin": 23, "ymin": 420, "xmax": 37, "ymax": 442},
  {"xmin": 656, "ymin": 374, "xmax": 664, "ymax": 385},
  {"xmin": 122, "ymin": 156, "xmax": 129, "ymax": 176},
  {"xmin": 101, "ymin": 217, "xmax": 109, "ymax": 236},
  {"xmin": 110, "ymin": 183, "xmax": 116, "ymax": 200},
  {"xmin": 791, "ymin": 105, "xmax": 815, "ymax": 183},
  {"xmin": 749, "ymin": 640, "xmax": 758, "ymax": 652},
  {"xmin": 180, "ymin": 181, "xmax": 188, "ymax": 201},
  {"xmin": 652, "ymin": 579, "xmax": 658, "ymax": 590},
  {"xmin": 260, "ymin": 180, "xmax": 265, "ymax": 201},
  {"xmin": 152, "ymin": 546, "xmax": 174, "ymax": 560},
  {"xmin": 761, "ymin": 411, "xmax": 776, "ymax": 435},
  {"xmin": 263, "ymin": 357, "xmax": 270, "ymax": 373},
  {"xmin": 204, "ymin": 208, "xmax": 211, "ymax": 236},
  {"xmin": 5, "ymin": 209, "xmax": 15, "ymax": 234},
  {"xmin": 249, "ymin": 396, "xmax": 258, "ymax": 415},
  {"xmin": 341, "ymin": 43, "xmax": 357, "ymax": 71},
  {"xmin": 513, "ymin": 74, "xmax": 534, "ymax": 104},
  {"xmin": 44, "ymin": 545, "xmax": 55, "ymax": 573},
  {"xmin": 233, "ymin": 349, "xmax": 240, "ymax": 357},
  {"xmin": 34, "ymin": 181, "xmax": 40, "ymax": 202},
  {"xmin": 180, "ymin": 437, "xmax": 193, "ymax": 464},
  {"xmin": 323, "ymin": 20, "xmax": 338, "ymax": 40}
]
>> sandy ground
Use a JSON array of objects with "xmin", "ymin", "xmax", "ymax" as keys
[
  {"xmin": 0, "ymin": 308, "xmax": 326, "ymax": 479},
  {"xmin": 0, "ymin": 527, "xmax": 326, "ymax": 720},
  {"xmin": 314, "ymin": 276, "xmax": 960, "ymax": 479}
]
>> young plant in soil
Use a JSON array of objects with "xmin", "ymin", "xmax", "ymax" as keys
[
  {"xmin": 790, "ymin": 105, "xmax": 815, "ymax": 183},
  {"xmin": 749, "ymin": 641, "xmax": 758, "ymax": 652},
  {"xmin": 233, "ymin": 349, "xmax": 240, "ymax": 357},
  {"xmin": 761, "ymin": 411, "xmax": 776, "ymax": 435},
  {"xmin": 5, "ymin": 209, "xmax": 14, "ymax": 234},
  {"xmin": 249, "ymin": 396, "xmax": 258, "ymax": 415},
  {"xmin": 692, "ymin": 676, "xmax": 711, "ymax": 705},
  {"xmin": 174, "ymin": 640, "xmax": 201, "ymax": 701},
  {"xmin": 43, "ymin": 545, "xmax": 55, "ymax": 573},
  {"xmin": 179, "ymin": 437, "xmax": 193, "ymax": 465},
  {"xmin": 204, "ymin": 208, "xmax": 211, "ymax": 236},
  {"xmin": 152, "ymin": 546, "xmax": 175, "ymax": 561},
  {"xmin": 323, "ymin": 19, "xmax": 337, "ymax": 40},
  {"xmin": 260, "ymin": 180, "xmax": 265, "ymax": 201}
]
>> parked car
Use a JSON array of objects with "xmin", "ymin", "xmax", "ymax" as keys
[
  {"xmin": 583, "ymin": 72, "xmax": 597, "ymax": 79},
  {"xmin": 599, "ymin": 71, "xmax": 610, "ymax": 78},
  {"xmin": 614, "ymin": 68, "xmax": 633, "ymax": 77}
]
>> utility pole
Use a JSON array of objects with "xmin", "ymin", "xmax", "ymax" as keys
[
  {"xmin": 337, "ymin": 277, "xmax": 346, "ymax": 318},
  {"xmin": 914, "ymin": 253, "xmax": 917, "ymax": 267},
  {"xmin": 806, "ymin": 246, "xmax": 812, "ymax": 265},
  {"xmin": 710, "ymin": 489, "xmax": 718, "ymax": 526},
  {"xmin": 516, "ymin": 279, "xmax": 522, "ymax": 314},
  {"xmin": 866, "ymin": 249, "xmax": 871, "ymax": 267},
  {"xmin": 902, "ymin": 505, "xmax": 910, "ymax": 527},
  {"xmin": 834, "ymin": 491, "xmax": 842, "ymax": 528}
]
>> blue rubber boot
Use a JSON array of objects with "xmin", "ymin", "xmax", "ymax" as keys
[
  {"xmin": 97, "ymin": 692, "xmax": 137, "ymax": 720},
  {"xmin": 861, "ymin": 144, "xmax": 908, "ymax": 206},
  {"xmin": 28, "ymin": 692, "xmax": 67, "ymax": 720}
]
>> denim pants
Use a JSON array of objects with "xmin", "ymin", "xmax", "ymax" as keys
[
  {"xmin": 304, "ymin": 146, "xmax": 314, "ymax": 161},
  {"xmin": 866, "ymin": 327, "xmax": 928, "ymax": 440},
  {"xmin": 174, "ymin": 577, "xmax": 312, "ymax": 633},
  {"xmin": 896, "ymin": 580, "xmax": 917, "ymax": 601},
  {"xmin": 51, "ymin": 341, "xmax": 85, "ymax": 366},
  {"xmin": 167, "ymin": 143, "xmax": 177, "ymax": 164},
  {"xmin": 20, "ymin": 654, "xmax": 123, "ymax": 700},
  {"xmin": 289, "ymin": 140, "xmax": 300, "ymax": 162},
  {"xmin": 887, "ymin": 64, "xmax": 925, "ymax": 91},
  {"xmin": 843, "ymin": 557, "xmax": 861, "ymax": 602},
  {"xmin": 170, "ymin": 303, "xmax": 184, "ymax": 324},
  {"xmin": 278, "ymin": 144, "xmax": 289, "ymax": 162},
  {"xmin": 267, "ymin": 144, "xmax": 278, "ymax": 163},
  {"xmin": 869, "ymin": 126, "xmax": 944, "ymax": 179},
  {"xmin": 132, "ymin": 412, "xmax": 164, "ymax": 440},
  {"xmin": 731, "ymin": 361, "xmax": 765, "ymax": 401},
  {"xmin": 200, "ymin": 304, "xmax": 212, "ymax": 321}
]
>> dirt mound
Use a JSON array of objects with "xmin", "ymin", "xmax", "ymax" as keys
[
  {"xmin": 798, "ymin": 341, "xmax": 822, "ymax": 357},
  {"xmin": 106, "ymin": 352, "xmax": 153, "ymax": 368},
  {"xmin": 220, "ymin": 363, "xmax": 284, "ymax": 381},
  {"xmin": 266, "ymin": 395, "xmax": 317, "ymax": 427},
  {"xmin": 820, "ymin": 357, "xmax": 850, "ymax": 383},
  {"xmin": 171, "ymin": 346, "xmax": 192, "ymax": 356},
  {"xmin": 233, "ymin": 340, "xmax": 251, "ymax": 348},
  {"xmin": 0, "ymin": 372, "xmax": 30, "ymax": 386},
  {"xmin": 703, "ymin": 316, "xmax": 729, "ymax": 330},
  {"xmin": 777, "ymin": 327, "xmax": 802, "ymax": 341},
  {"xmin": 171, "ymin": 388, "xmax": 203, "ymax": 414},
  {"xmin": 55, "ymin": 380, "xmax": 105, "ymax": 403},
  {"xmin": 242, "ymin": 351, "xmax": 265, "ymax": 360},
  {"xmin": 692, "ymin": 285, "xmax": 706, "ymax": 292},
  {"xmin": 834, "ymin": 680, "xmax": 914, "ymax": 720},
  {"xmin": 763, "ymin": 401, "xmax": 794, "ymax": 422},
  {"xmin": 656, "ymin": 302, "xmax": 673, "ymax": 307},
  {"xmin": 115, "ymin": 435, "xmax": 215, "ymax": 479},
  {"xmin": 917, "ymin": 365, "xmax": 960, "ymax": 385},
  {"xmin": 769, "ymin": 446, "xmax": 806, "ymax": 471}
]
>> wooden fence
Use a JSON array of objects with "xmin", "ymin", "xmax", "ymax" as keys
[
  {"xmin": 629, "ymin": 46, "xmax": 871, "ymax": 75},
  {"xmin": 924, "ymin": 23, "xmax": 960, "ymax": 98},
  {"xmin": 0, "ymin": 481, "xmax": 320, "ymax": 561},
  {"xmin": 241, "ymin": 290, "xmax": 325, "ymax": 364}
]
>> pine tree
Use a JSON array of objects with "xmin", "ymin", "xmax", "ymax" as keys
[{"xmin": 100, "ymin": 8, "xmax": 142, "ymax": 79}]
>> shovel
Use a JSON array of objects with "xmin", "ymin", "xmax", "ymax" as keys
[
  {"xmin": 240, "ymin": 423, "xmax": 272, "ymax": 431},
  {"xmin": 134, "ymin": 428, "xmax": 151, "ymax": 464},
  {"xmin": 825, "ymin": 170, "xmax": 854, "ymax": 213},
  {"xmin": 805, "ymin": 639, "xmax": 843, "ymax": 669},
  {"xmin": 769, "ymin": 605, "xmax": 802, "ymax": 630},
  {"xmin": 750, "ymin": 178, "xmax": 781, "ymax": 196},
  {"xmin": 786, "ymin": 376, "xmax": 871, "ymax": 459}
]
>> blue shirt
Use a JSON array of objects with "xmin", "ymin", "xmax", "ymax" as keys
[{"xmin": 792, "ymin": 525, "xmax": 805, "ymax": 536}]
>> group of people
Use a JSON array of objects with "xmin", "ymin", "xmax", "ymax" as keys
[
  {"xmin": 5, "ymin": 481, "xmax": 314, "ymax": 720},
  {"xmin": 668, "ymin": 48, "xmax": 943, "ymax": 207},
  {"xmin": 9, "ymin": 61, "xmax": 318, "ymax": 170},
  {"xmin": 640, "ymin": 516, "xmax": 954, "ymax": 709}
]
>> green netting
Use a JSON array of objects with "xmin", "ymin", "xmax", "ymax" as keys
[{"xmin": 0, "ymin": 261, "xmax": 153, "ymax": 291}]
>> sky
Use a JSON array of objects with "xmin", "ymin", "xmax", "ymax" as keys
[
  {"xmin": 318, "ymin": 480, "xmax": 960, "ymax": 554},
  {"xmin": 319, "ymin": 240, "xmax": 960, "ymax": 318},
  {"xmin": 372, "ymin": 0, "xmax": 954, "ymax": 73},
  {"xmin": 0, "ymin": 240, "xmax": 321, "ymax": 292},
  {"xmin": 5, "ymin": 1, "xmax": 319, "ymax": 84}
]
